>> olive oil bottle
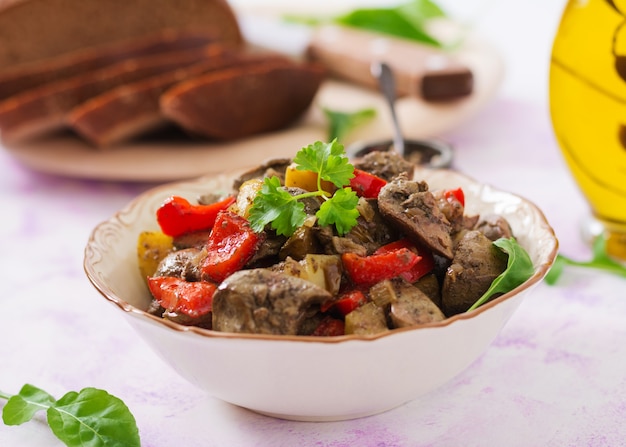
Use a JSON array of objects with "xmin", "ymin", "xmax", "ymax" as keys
[{"xmin": 550, "ymin": 0, "xmax": 626, "ymax": 260}]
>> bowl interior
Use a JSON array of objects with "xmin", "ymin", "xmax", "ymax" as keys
[{"xmin": 84, "ymin": 166, "xmax": 558, "ymax": 340}]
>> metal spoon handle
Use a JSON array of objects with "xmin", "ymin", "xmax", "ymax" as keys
[{"xmin": 371, "ymin": 61, "xmax": 405, "ymax": 157}]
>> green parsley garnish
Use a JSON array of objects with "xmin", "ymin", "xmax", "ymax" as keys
[{"xmin": 248, "ymin": 140, "xmax": 360, "ymax": 237}]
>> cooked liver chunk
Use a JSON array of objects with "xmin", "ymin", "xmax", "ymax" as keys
[
  {"xmin": 212, "ymin": 269, "xmax": 331, "ymax": 335},
  {"xmin": 377, "ymin": 175, "xmax": 454, "ymax": 259},
  {"xmin": 160, "ymin": 60, "xmax": 325, "ymax": 140},
  {"xmin": 441, "ymin": 230, "xmax": 508, "ymax": 315}
]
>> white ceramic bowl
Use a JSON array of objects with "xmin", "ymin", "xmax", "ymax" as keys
[{"xmin": 84, "ymin": 166, "xmax": 558, "ymax": 421}]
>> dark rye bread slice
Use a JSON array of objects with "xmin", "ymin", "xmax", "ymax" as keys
[
  {"xmin": 0, "ymin": 44, "xmax": 230, "ymax": 144},
  {"xmin": 68, "ymin": 53, "xmax": 297, "ymax": 147},
  {"xmin": 0, "ymin": 0, "xmax": 242, "ymax": 70},
  {"xmin": 160, "ymin": 61, "xmax": 326, "ymax": 140},
  {"xmin": 0, "ymin": 30, "xmax": 219, "ymax": 101}
]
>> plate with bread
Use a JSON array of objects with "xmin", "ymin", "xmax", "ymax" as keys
[{"xmin": 0, "ymin": 0, "xmax": 504, "ymax": 182}]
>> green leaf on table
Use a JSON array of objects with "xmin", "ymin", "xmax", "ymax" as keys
[
  {"xmin": 1, "ymin": 385, "xmax": 140, "ymax": 447},
  {"xmin": 2, "ymin": 384, "xmax": 56, "ymax": 425},
  {"xmin": 545, "ymin": 235, "xmax": 626, "ymax": 285},
  {"xmin": 468, "ymin": 237, "xmax": 535, "ymax": 311},
  {"xmin": 323, "ymin": 107, "xmax": 376, "ymax": 142},
  {"xmin": 47, "ymin": 388, "xmax": 140, "ymax": 447}
]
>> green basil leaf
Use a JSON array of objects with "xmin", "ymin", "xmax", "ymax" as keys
[
  {"xmin": 2, "ymin": 384, "xmax": 56, "ymax": 425},
  {"xmin": 468, "ymin": 237, "xmax": 534, "ymax": 311},
  {"xmin": 47, "ymin": 388, "xmax": 140, "ymax": 447}
]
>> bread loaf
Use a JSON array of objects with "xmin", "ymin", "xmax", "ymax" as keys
[
  {"xmin": 0, "ymin": 45, "xmax": 229, "ymax": 144},
  {"xmin": 0, "ymin": 0, "xmax": 242, "ymax": 70},
  {"xmin": 0, "ymin": 1, "xmax": 329, "ymax": 148},
  {"xmin": 68, "ymin": 53, "xmax": 298, "ymax": 147},
  {"xmin": 0, "ymin": 30, "xmax": 219, "ymax": 101},
  {"xmin": 160, "ymin": 60, "xmax": 325, "ymax": 140}
]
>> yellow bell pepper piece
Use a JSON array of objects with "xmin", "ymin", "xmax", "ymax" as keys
[
  {"xmin": 284, "ymin": 163, "xmax": 336, "ymax": 194},
  {"xmin": 137, "ymin": 231, "xmax": 174, "ymax": 280}
]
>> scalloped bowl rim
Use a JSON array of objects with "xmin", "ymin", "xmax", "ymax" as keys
[{"xmin": 83, "ymin": 166, "xmax": 558, "ymax": 420}]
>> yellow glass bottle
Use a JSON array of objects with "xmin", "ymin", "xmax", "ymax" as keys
[{"xmin": 550, "ymin": 0, "xmax": 626, "ymax": 261}]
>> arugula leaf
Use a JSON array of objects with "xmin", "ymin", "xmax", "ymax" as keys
[
  {"xmin": 323, "ymin": 107, "xmax": 376, "ymax": 142},
  {"xmin": 1, "ymin": 385, "xmax": 140, "ymax": 447},
  {"xmin": 1, "ymin": 384, "xmax": 56, "ymax": 425},
  {"xmin": 248, "ymin": 140, "xmax": 358, "ymax": 237},
  {"xmin": 284, "ymin": 0, "xmax": 448, "ymax": 48},
  {"xmin": 335, "ymin": 7, "xmax": 443, "ymax": 47},
  {"xmin": 545, "ymin": 235, "xmax": 626, "ymax": 285},
  {"xmin": 468, "ymin": 237, "xmax": 535, "ymax": 311},
  {"xmin": 396, "ymin": 0, "xmax": 447, "ymax": 25}
]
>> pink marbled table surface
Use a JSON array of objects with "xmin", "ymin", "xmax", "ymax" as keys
[{"xmin": 3, "ymin": 1, "xmax": 626, "ymax": 446}]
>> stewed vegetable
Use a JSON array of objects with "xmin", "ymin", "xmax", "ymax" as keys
[{"xmin": 138, "ymin": 140, "xmax": 533, "ymax": 336}]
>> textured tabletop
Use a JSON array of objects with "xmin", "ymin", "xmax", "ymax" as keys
[{"xmin": 4, "ymin": 1, "xmax": 626, "ymax": 446}]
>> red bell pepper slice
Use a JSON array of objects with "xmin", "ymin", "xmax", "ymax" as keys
[
  {"xmin": 147, "ymin": 276, "xmax": 217, "ymax": 318},
  {"xmin": 349, "ymin": 169, "xmax": 387, "ymax": 199},
  {"xmin": 341, "ymin": 247, "xmax": 421, "ymax": 287},
  {"xmin": 374, "ymin": 239, "xmax": 435, "ymax": 283},
  {"xmin": 311, "ymin": 316, "xmax": 345, "ymax": 336},
  {"xmin": 156, "ymin": 195, "xmax": 236, "ymax": 238},
  {"xmin": 443, "ymin": 187, "xmax": 465, "ymax": 207},
  {"xmin": 321, "ymin": 289, "xmax": 367, "ymax": 316},
  {"xmin": 201, "ymin": 210, "xmax": 262, "ymax": 283},
  {"xmin": 320, "ymin": 289, "xmax": 367, "ymax": 317}
]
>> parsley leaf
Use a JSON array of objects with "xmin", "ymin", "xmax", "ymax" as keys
[
  {"xmin": 248, "ymin": 140, "xmax": 359, "ymax": 237},
  {"xmin": 293, "ymin": 141, "xmax": 325, "ymax": 173},
  {"xmin": 293, "ymin": 140, "xmax": 354, "ymax": 188},
  {"xmin": 318, "ymin": 187, "xmax": 360, "ymax": 235},
  {"xmin": 248, "ymin": 176, "xmax": 306, "ymax": 236}
]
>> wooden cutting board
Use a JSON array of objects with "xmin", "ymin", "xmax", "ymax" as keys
[{"xmin": 2, "ymin": 16, "xmax": 504, "ymax": 182}]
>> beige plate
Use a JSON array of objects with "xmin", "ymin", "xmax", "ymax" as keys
[{"xmin": 2, "ymin": 21, "xmax": 503, "ymax": 182}]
